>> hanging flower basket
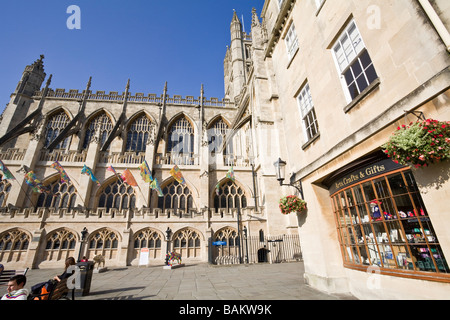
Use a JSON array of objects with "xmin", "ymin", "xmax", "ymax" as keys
[
  {"xmin": 382, "ymin": 118, "xmax": 450, "ymax": 168},
  {"xmin": 279, "ymin": 195, "xmax": 307, "ymax": 215}
]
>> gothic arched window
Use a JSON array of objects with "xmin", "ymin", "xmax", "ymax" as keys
[
  {"xmin": 172, "ymin": 228, "xmax": 201, "ymax": 258},
  {"xmin": 36, "ymin": 180, "xmax": 77, "ymax": 210},
  {"xmin": 87, "ymin": 228, "xmax": 119, "ymax": 260},
  {"xmin": 44, "ymin": 229, "xmax": 77, "ymax": 262},
  {"xmin": 133, "ymin": 228, "xmax": 162, "ymax": 261},
  {"xmin": 0, "ymin": 229, "xmax": 30, "ymax": 263},
  {"xmin": 44, "ymin": 111, "xmax": 71, "ymax": 149},
  {"xmin": 126, "ymin": 114, "xmax": 153, "ymax": 153},
  {"xmin": 214, "ymin": 227, "xmax": 240, "ymax": 256},
  {"xmin": 0, "ymin": 179, "xmax": 12, "ymax": 207},
  {"xmin": 208, "ymin": 118, "xmax": 232, "ymax": 156},
  {"xmin": 167, "ymin": 117, "xmax": 194, "ymax": 165},
  {"xmin": 98, "ymin": 179, "xmax": 136, "ymax": 212},
  {"xmin": 214, "ymin": 180, "xmax": 247, "ymax": 212},
  {"xmin": 158, "ymin": 180, "xmax": 194, "ymax": 211},
  {"xmin": 82, "ymin": 112, "xmax": 113, "ymax": 150}
]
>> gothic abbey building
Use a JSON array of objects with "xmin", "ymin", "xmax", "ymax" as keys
[{"xmin": 1, "ymin": 0, "xmax": 450, "ymax": 299}]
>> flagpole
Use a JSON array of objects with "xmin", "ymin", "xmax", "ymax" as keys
[{"xmin": 13, "ymin": 178, "xmax": 37, "ymax": 208}]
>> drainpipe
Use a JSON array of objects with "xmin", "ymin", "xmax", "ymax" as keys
[{"xmin": 417, "ymin": 0, "xmax": 450, "ymax": 52}]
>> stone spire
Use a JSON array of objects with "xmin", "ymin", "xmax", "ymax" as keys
[{"xmin": 14, "ymin": 54, "xmax": 47, "ymax": 99}]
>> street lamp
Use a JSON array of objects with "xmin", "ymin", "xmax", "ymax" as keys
[
  {"xmin": 165, "ymin": 227, "xmax": 172, "ymax": 266},
  {"xmin": 273, "ymin": 158, "xmax": 304, "ymax": 199},
  {"xmin": 243, "ymin": 226, "xmax": 249, "ymax": 264},
  {"xmin": 77, "ymin": 227, "xmax": 88, "ymax": 262}
]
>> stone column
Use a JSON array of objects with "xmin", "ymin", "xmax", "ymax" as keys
[
  {"xmin": 8, "ymin": 121, "xmax": 46, "ymax": 208},
  {"xmin": 77, "ymin": 128, "xmax": 101, "ymax": 208},
  {"xmin": 198, "ymin": 122, "xmax": 210, "ymax": 209}
]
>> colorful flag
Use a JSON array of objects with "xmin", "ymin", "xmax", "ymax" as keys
[
  {"xmin": 121, "ymin": 169, "xmax": 138, "ymax": 187},
  {"xmin": 215, "ymin": 182, "xmax": 220, "ymax": 196},
  {"xmin": 150, "ymin": 177, "xmax": 164, "ymax": 197},
  {"xmin": 25, "ymin": 171, "xmax": 49, "ymax": 193},
  {"xmin": 170, "ymin": 165, "xmax": 185, "ymax": 184},
  {"xmin": 107, "ymin": 165, "xmax": 123, "ymax": 183},
  {"xmin": 0, "ymin": 160, "xmax": 15, "ymax": 180},
  {"xmin": 81, "ymin": 165, "xmax": 101, "ymax": 186},
  {"xmin": 50, "ymin": 161, "xmax": 71, "ymax": 183},
  {"xmin": 138, "ymin": 160, "xmax": 153, "ymax": 183},
  {"xmin": 226, "ymin": 166, "xmax": 235, "ymax": 182}
]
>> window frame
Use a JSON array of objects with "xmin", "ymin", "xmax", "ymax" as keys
[
  {"xmin": 331, "ymin": 19, "xmax": 379, "ymax": 105},
  {"xmin": 331, "ymin": 168, "xmax": 450, "ymax": 283},
  {"xmin": 296, "ymin": 83, "xmax": 320, "ymax": 145},
  {"xmin": 284, "ymin": 22, "xmax": 299, "ymax": 60}
]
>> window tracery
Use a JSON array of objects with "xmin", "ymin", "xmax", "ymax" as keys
[
  {"xmin": 44, "ymin": 229, "xmax": 77, "ymax": 262},
  {"xmin": 44, "ymin": 111, "xmax": 71, "ymax": 149},
  {"xmin": 82, "ymin": 112, "xmax": 113, "ymax": 149},
  {"xmin": 214, "ymin": 180, "xmax": 247, "ymax": 212},
  {"xmin": 36, "ymin": 180, "xmax": 77, "ymax": 210},
  {"xmin": 157, "ymin": 179, "xmax": 194, "ymax": 212},
  {"xmin": 98, "ymin": 179, "xmax": 136, "ymax": 212},
  {"xmin": 0, "ymin": 229, "xmax": 30, "ymax": 262},
  {"xmin": 126, "ymin": 114, "xmax": 153, "ymax": 152},
  {"xmin": 167, "ymin": 117, "xmax": 194, "ymax": 165},
  {"xmin": 172, "ymin": 228, "xmax": 201, "ymax": 258},
  {"xmin": 87, "ymin": 228, "xmax": 119, "ymax": 260}
]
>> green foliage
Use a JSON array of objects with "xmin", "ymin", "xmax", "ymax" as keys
[
  {"xmin": 279, "ymin": 195, "xmax": 307, "ymax": 215},
  {"xmin": 382, "ymin": 119, "xmax": 450, "ymax": 168}
]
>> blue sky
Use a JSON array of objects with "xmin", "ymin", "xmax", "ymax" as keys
[{"xmin": 0, "ymin": 1, "xmax": 264, "ymax": 112}]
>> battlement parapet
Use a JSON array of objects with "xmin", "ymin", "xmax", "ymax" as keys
[
  {"xmin": 32, "ymin": 89, "xmax": 234, "ymax": 108},
  {"xmin": 0, "ymin": 206, "xmax": 264, "ymax": 222}
]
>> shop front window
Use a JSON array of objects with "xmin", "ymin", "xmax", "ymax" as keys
[{"xmin": 331, "ymin": 169, "xmax": 449, "ymax": 281}]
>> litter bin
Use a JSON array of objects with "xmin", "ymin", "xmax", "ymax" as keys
[{"xmin": 75, "ymin": 261, "xmax": 94, "ymax": 297}]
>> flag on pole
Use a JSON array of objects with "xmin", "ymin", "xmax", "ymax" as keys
[
  {"xmin": 150, "ymin": 177, "xmax": 164, "ymax": 197},
  {"xmin": 215, "ymin": 182, "xmax": 220, "ymax": 196},
  {"xmin": 138, "ymin": 160, "xmax": 153, "ymax": 183},
  {"xmin": 0, "ymin": 160, "xmax": 15, "ymax": 180},
  {"xmin": 81, "ymin": 165, "xmax": 101, "ymax": 186},
  {"xmin": 25, "ymin": 171, "xmax": 49, "ymax": 193},
  {"xmin": 170, "ymin": 165, "xmax": 185, "ymax": 184},
  {"xmin": 50, "ymin": 161, "xmax": 71, "ymax": 183},
  {"xmin": 121, "ymin": 169, "xmax": 138, "ymax": 187},
  {"xmin": 107, "ymin": 165, "xmax": 123, "ymax": 183},
  {"xmin": 226, "ymin": 166, "xmax": 235, "ymax": 182}
]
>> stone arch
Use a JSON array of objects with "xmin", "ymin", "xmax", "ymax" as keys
[
  {"xmin": 96, "ymin": 176, "xmax": 137, "ymax": 212},
  {"xmin": 212, "ymin": 227, "xmax": 240, "ymax": 263},
  {"xmin": 212, "ymin": 178, "xmax": 249, "ymax": 212},
  {"xmin": 86, "ymin": 227, "xmax": 121, "ymax": 261},
  {"xmin": 207, "ymin": 116, "xmax": 232, "ymax": 156},
  {"xmin": 124, "ymin": 111, "xmax": 156, "ymax": 153},
  {"xmin": 130, "ymin": 227, "xmax": 164, "ymax": 264},
  {"xmin": 35, "ymin": 173, "xmax": 78, "ymax": 210},
  {"xmin": 38, "ymin": 227, "xmax": 78, "ymax": 265},
  {"xmin": 156, "ymin": 177, "xmax": 197, "ymax": 212},
  {"xmin": 0, "ymin": 228, "xmax": 31, "ymax": 264},
  {"xmin": 81, "ymin": 109, "xmax": 115, "ymax": 150},
  {"xmin": 42, "ymin": 107, "xmax": 73, "ymax": 149},
  {"xmin": 171, "ymin": 227, "xmax": 204, "ymax": 259},
  {"xmin": 165, "ymin": 113, "xmax": 196, "ymax": 165}
]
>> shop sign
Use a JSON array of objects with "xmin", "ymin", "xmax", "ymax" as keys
[{"xmin": 329, "ymin": 159, "xmax": 404, "ymax": 194}]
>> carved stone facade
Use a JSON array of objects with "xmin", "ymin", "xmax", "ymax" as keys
[{"xmin": 1, "ymin": 0, "xmax": 450, "ymax": 300}]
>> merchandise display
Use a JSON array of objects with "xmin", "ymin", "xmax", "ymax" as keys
[{"xmin": 332, "ymin": 169, "xmax": 449, "ymax": 277}]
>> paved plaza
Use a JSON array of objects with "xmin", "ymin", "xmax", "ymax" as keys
[{"xmin": 2, "ymin": 261, "xmax": 356, "ymax": 301}]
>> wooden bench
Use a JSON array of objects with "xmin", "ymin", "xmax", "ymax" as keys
[
  {"xmin": 0, "ymin": 268, "xmax": 29, "ymax": 286},
  {"xmin": 27, "ymin": 278, "xmax": 75, "ymax": 300}
]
